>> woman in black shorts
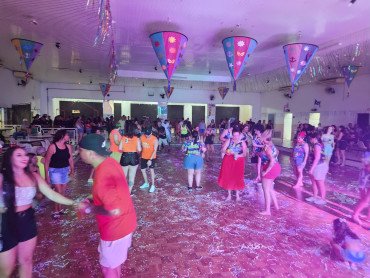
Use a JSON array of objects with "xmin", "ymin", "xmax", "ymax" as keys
[
  {"xmin": 119, "ymin": 124, "xmax": 142, "ymax": 193},
  {"xmin": 0, "ymin": 147, "xmax": 86, "ymax": 277},
  {"xmin": 204, "ymin": 126, "xmax": 215, "ymax": 161},
  {"xmin": 335, "ymin": 126, "xmax": 347, "ymax": 166}
]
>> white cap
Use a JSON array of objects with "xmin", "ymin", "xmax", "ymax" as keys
[{"xmin": 23, "ymin": 118, "xmax": 28, "ymax": 122}]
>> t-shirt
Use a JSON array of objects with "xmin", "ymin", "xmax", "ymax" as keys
[
  {"xmin": 161, "ymin": 122, "xmax": 171, "ymax": 135},
  {"xmin": 182, "ymin": 139, "xmax": 205, "ymax": 155},
  {"xmin": 157, "ymin": 126, "xmax": 167, "ymax": 139},
  {"xmin": 92, "ymin": 157, "xmax": 137, "ymax": 241},
  {"xmin": 141, "ymin": 135, "xmax": 157, "ymax": 159}
]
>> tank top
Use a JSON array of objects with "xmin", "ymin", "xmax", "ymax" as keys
[
  {"xmin": 227, "ymin": 141, "xmax": 243, "ymax": 154},
  {"xmin": 121, "ymin": 136, "xmax": 138, "ymax": 153},
  {"xmin": 37, "ymin": 156, "xmax": 45, "ymax": 179},
  {"xmin": 293, "ymin": 143, "xmax": 305, "ymax": 162},
  {"xmin": 110, "ymin": 129, "xmax": 122, "ymax": 152},
  {"xmin": 181, "ymin": 125, "xmax": 188, "ymax": 135},
  {"xmin": 310, "ymin": 143, "xmax": 325, "ymax": 164},
  {"xmin": 49, "ymin": 143, "xmax": 70, "ymax": 168},
  {"xmin": 259, "ymin": 145, "xmax": 278, "ymax": 165},
  {"xmin": 141, "ymin": 135, "xmax": 157, "ymax": 159},
  {"xmin": 15, "ymin": 186, "xmax": 36, "ymax": 206},
  {"xmin": 253, "ymin": 136, "xmax": 263, "ymax": 155}
]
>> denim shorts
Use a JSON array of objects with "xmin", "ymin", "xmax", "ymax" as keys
[
  {"xmin": 184, "ymin": 154, "xmax": 204, "ymax": 170},
  {"xmin": 49, "ymin": 167, "xmax": 70, "ymax": 184}
]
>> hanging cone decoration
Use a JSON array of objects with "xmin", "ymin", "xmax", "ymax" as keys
[
  {"xmin": 11, "ymin": 38, "xmax": 43, "ymax": 83},
  {"xmin": 222, "ymin": 37, "xmax": 257, "ymax": 91},
  {"xmin": 342, "ymin": 66, "xmax": 360, "ymax": 97},
  {"xmin": 100, "ymin": 83, "xmax": 111, "ymax": 98},
  {"xmin": 283, "ymin": 43, "xmax": 318, "ymax": 94},
  {"xmin": 218, "ymin": 87, "xmax": 229, "ymax": 103},
  {"xmin": 150, "ymin": 32, "xmax": 188, "ymax": 92},
  {"xmin": 164, "ymin": 86, "xmax": 174, "ymax": 101}
]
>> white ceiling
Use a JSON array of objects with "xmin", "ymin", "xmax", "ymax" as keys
[{"xmin": 0, "ymin": 0, "xmax": 370, "ymax": 89}]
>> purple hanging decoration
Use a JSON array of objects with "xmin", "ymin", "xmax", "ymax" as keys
[{"xmin": 283, "ymin": 43, "xmax": 318, "ymax": 94}]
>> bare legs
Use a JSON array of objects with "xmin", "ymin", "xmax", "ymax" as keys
[
  {"xmin": 309, "ymin": 174, "xmax": 326, "ymax": 200},
  {"xmin": 206, "ymin": 144, "xmax": 213, "ymax": 161},
  {"xmin": 141, "ymin": 168, "xmax": 155, "ymax": 188},
  {"xmin": 226, "ymin": 190, "xmax": 241, "ymax": 201},
  {"xmin": 123, "ymin": 165, "xmax": 138, "ymax": 193},
  {"xmin": 54, "ymin": 184, "xmax": 67, "ymax": 212},
  {"xmin": 352, "ymin": 188, "xmax": 370, "ymax": 225},
  {"xmin": 0, "ymin": 236, "xmax": 37, "ymax": 278},
  {"xmin": 260, "ymin": 178, "xmax": 279, "ymax": 215},
  {"xmin": 187, "ymin": 169, "xmax": 202, "ymax": 189},
  {"xmin": 293, "ymin": 166, "xmax": 304, "ymax": 188},
  {"xmin": 101, "ymin": 265, "xmax": 121, "ymax": 278}
]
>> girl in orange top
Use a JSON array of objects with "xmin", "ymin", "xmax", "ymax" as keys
[
  {"xmin": 109, "ymin": 124, "xmax": 122, "ymax": 163},
  {"xmin": 119, "ymin": 124, "xmax": 142, "ymax": 193}
]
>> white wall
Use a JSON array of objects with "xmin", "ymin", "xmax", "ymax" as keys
[
  {"xmin": 40, "ymin": 82, "xmax": 261, "ymax": 121},
  {"xmin": 0, "ymin": 68, "xmax": 41, "ymax": 114},
  {"xmin": 261, "ymin": 73, "xmax": 370, "ymax": 137}
]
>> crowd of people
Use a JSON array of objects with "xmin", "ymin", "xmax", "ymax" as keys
[{"xmin": 0, "ymin": 113, "xmax": 369, "ymax": 277}]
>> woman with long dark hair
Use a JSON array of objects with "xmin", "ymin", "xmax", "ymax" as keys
[
  {"xmin": 218, "ymin": 125, "xmax": 247, "ymax": 201},
  {"xmin": 335, "ymin": 126, "xmax": 348, "ymax": 166},
  {"xmin": 44, "ymin": 129, "xmax": 74, "ymax": 219},
  {"xmin": 322, "ymin": 126, "xmax": 335, "ymax": 166},
  {"xmin": 0, "ymin": 147, "xmax": 85, "ymax": 277},
  {"xmin": 182, "ymin": 130, "xmax": 206, "ymax": 191},
  {"xmin": 119, "ymin": 123, "xmax": 142, "ymax": 193},
  {"xmin": 306, "ymin": 132, "xmax": 329, "ymax": 205}
]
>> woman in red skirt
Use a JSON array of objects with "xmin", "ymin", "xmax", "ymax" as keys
[
  {"xmin": 258, "ymin": 130, "xmax": 281, "ymax": 215},
  {"xmin": 218, "ymin": 126, "xmax": 247, "ymax": 201}
]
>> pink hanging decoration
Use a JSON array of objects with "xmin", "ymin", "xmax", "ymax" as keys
[{"xmin": 150, "ymin": 32, "xmax": 188, "ymax": 92}]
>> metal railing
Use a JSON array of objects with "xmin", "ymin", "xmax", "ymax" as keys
[{"xmin": 40, "ymin": 128, "xmax": 79, "ymax": 145}]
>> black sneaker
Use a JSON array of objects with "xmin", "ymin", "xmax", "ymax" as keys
[
  {"xmin": 188, "ymin": 187, "xmax": 193, "ymax": 192},
  {"xmin": 195, "ymin": 186, "xmax": 203, "ymax": 190}
]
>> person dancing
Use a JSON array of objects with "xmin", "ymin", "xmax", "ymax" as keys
[
  {"xmin": 218, "ymin": 126, "xmax": 247, "ymax": 201},
  {"xmin": 139, "ymin": 126, "xmax": 158, "ymax": 193},
  {"xmin": 119, "ymin": 124, "xmax": 142, "ymax": 194},
  {"xmin": 182, "ymin": 130, "xmax": 206, "ymax": 191},
  {"xmin": 291, "ymin": 132, "xmax": 309, "ymax": 188},
  {"xmin": 0, "ymin": 147, "xmax": 86, "ymax": 278},
  {"xmin": 204, "ymin": 126, "xmax": 215, "ymax": 162},
  {"xmin": 251, "ymin": 126, "xmax": 265, "ymax": 184},
  {"xmin": 306, "ymin": 132, "xmax": 329, "ymax": 205},
  {"xmin": 322, "ymin": 126, "xmax": 335, "ymax": 166},
  {"xmin": 257, "ymin": 130, "xmax": 281, "ymax": 215}
]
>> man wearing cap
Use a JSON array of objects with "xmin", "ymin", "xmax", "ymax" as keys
[
  {"xmin": 12, "ymin": 118, "xmax": 29, "ymax": 139},
  {"xmin": 139, "ymin": 126, "xmax": 158, "ymax": 193},
  {"xmin": 79, "ymin": 134, "xmax": 137, "ymax": 277},
  {"xmin": 109, "ymin": 123, "xmax": 122, "ymax": 163}
]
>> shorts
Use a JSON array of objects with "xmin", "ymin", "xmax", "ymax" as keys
[
  {"xmin": 159, "ymin": 138, "xmax": 168, "ymax": 146},
  {"xmin": 339, "ymin": 140, "xmax": 347, "ymax": 150},
  {"xmin": 120, "ymin": 152, "xmax": 139, "ymax": 166},
  {"xmin": 0, "ymin": 207, "xmax": 38, "ymax": 253},
  {"xmin": 110, "ymin": 151, "xmax": 122, "ymax": 163},
  {"xmin": 49, "ymin": 166, "xmax": 70, "ymax": 184},
  {"xmin": 312, "ymin": 162, "xmax": 329, "ymax": 180},
  {"xmin": 184, "ymin": 154, "xmax": 204, "ymax": 170},
  {"xmin": 98, "ymin": 233, "xmax": 133, "ymax": 269},
  {"xmin": 77, "ymin": 128, "xmax": 84, "ymax": 134},
  {"xmin": 294, "ymin": 158, "xmax": 306, "ymax": 169},
  {"xmin": 166, "ymin": 133, "xmax": 172, "ymax": 143},
  {"xmin": 181, "ymin": 133, "xmax": 188, "ymax": 138},
  {"xmin": 262, "ymin": 162, "xmax": 281, "ymax": 180},
  {"xmin": 199, "ymin": 129, "xmax": 205, "ymax": 134},
  {"xmin": 141, "ymin": 158, "xmax": 156, "ymax": 169},
  {"xmin": 324, "ymin": 144, "xmax": 333, "ymax": 156}
]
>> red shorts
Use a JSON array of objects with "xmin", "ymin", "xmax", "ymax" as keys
[{"xmin": 262, "ymin": 162, "xmax": 281, "ymax": 180}]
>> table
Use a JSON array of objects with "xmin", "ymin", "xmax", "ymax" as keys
[
  {"xmin": 29, "ymin": 134, "xmax": 53, "ymax": 139},
  {"xmin": 19, "ymin": 138, "xmax": 45, "ymax": 146}
]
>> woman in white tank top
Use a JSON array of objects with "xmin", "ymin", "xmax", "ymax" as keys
[{"xmin": 0, "ymin": 147, "xmax": 87, "ymax": 277}]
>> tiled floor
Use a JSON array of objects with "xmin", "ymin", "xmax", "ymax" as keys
[{"xmin": 31, "ymin": 145, "xmax": 370, "ymax": 277}]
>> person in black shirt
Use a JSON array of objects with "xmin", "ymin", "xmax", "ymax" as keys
[{"xmin": 157, "ymin": 121, "xmax": 168, "ymax": 151}]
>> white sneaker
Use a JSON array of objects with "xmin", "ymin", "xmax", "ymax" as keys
[
  {"xmin": 149, "ymin": 185, "xmax": 155, "ymax": 193},
  {"xmin": 314, "ymin": 198, "xmax": 327, "ymax": 205},
  {"xmin": 305, "ymin": 196, "xmax": 317, "ymax": 202},
  {"xmin": 140, "ymin": 183, "xmax": 150, "ymax": 189}
]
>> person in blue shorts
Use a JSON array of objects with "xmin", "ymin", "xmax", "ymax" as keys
[{"xmin": 182, "ymin": 130, "xmax": 207, "ymax": 192}]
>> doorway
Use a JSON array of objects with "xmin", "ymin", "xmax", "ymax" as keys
[
  {"xmin": 283, "ymin": 113, "xmax": 293, "ymax": 141},
  {"xmin": 309, "ymin": 113, "xmax": 320, "ymax": 128}
]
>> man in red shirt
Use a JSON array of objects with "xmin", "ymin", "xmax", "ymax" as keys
[{"xmin": 79, "ymin": 134, "xmax": 137, "ymax": 278}]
